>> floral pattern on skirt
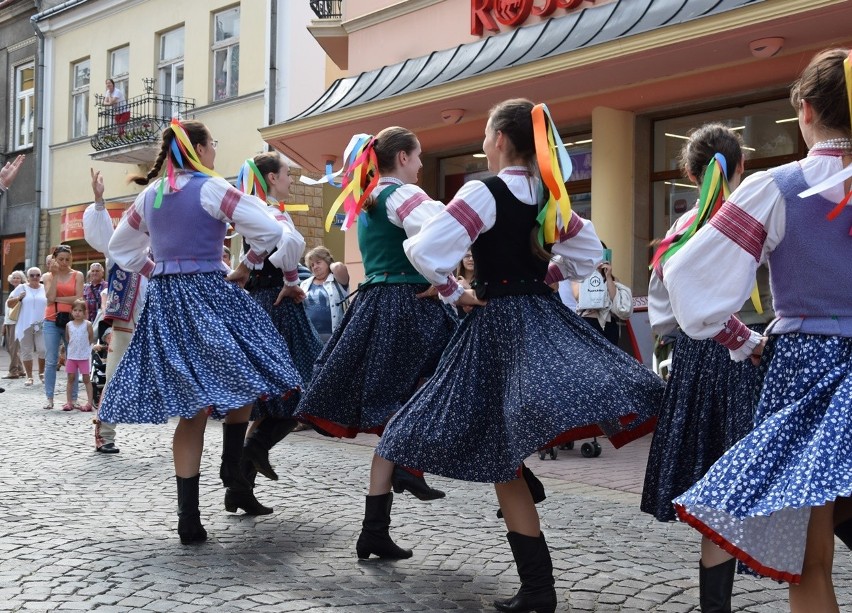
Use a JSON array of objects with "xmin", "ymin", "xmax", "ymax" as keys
[
  {"xmin": 248, "ymin": 288, "xmax": 323, "ymax": 420},
  {"xmin": 295, "ymin": 284, "xmax": 457, "ymax": 437},
  {"xmin": 674, "ymin": 333, "xmax": 852, "ymax": 583},
  {"xmin": 377, "ymin": 294, "xmax": 665, "ymax": 483},
  {"xmin": 641, "ymin": 327, "xmax": 763, "ymax": 522},
  {"xmin": 99, "ymin": 273, "xmax": 302, "ymax": 424}
]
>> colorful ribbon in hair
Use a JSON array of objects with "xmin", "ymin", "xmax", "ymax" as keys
[
  {"xmin": 650, "ymin": 153, "xmax": 731, "ymax": 276},
  {"xmin": 236, "ymin": 159, "xmax": 309, "ymax": 213},
  {"xmin": 320, "ymin": 134, "xmax": 379, "ymax": 231},
  {"xmin": 153, "ymin": 119, "xmax": 221, "ymax": 209},
  {"xmin": 531, "ymin": 104, "xmax": 574, "ymax": 245},
  {"xmin": 797, "ymin": 50, "xmax": 852, "ymax": 234}
]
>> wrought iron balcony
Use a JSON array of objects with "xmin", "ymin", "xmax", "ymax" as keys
[
  {"xmin": 90, "ymin": 91, "xmax": 196, "ymax": 164},
  {"xmin": 309, "ymin": 0, "xmax": 342, "ymax": 19}
]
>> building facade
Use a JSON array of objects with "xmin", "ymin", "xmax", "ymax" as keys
[
  {"xmin": 0, "ymin": 0, "xmax": 39, "ymax": 299},
  {"xmin": 31, "ymin": 0, "xmax": 328, "ymax": 272},
  {"xmin": 263, "ymin": 0, "xmax": 851, "ymax": 290}
]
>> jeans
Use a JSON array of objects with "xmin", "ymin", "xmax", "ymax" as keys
[{"xmin": 43, "ymin": 320, "xmax": 78, "ymax": 402}]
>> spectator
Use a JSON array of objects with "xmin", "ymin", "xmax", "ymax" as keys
[
  {"xmin": 7, "ymin": 268, "xmax": 47, "ymax": 386},
  {"xmin": 0, "ymin": 154, "xmax": 25, "ymax": 193},
  {"xmin": 574, "ymin": 243, "xmax": 632, "ymax": 345},
  {"xmin": 299, "ymin": 246, "xmax": 349, "ymax": 343},
  {"xmin": 42, "ymin": 245, "xmax": 84, "ymax": 410},
  {"xmin": 82, "ymin": 262, "xmax": 107, "ymax": 323},
  {"xmin": 103, "ymin": 79, "xmax": 129, "ymax": 136},
  {"xmin": 455, "ymin": 250, "xmax": 475, "ymax": 289},
  {"xmin": 3, "ymin": 270, "xmax": 27, "ymax": 379}
]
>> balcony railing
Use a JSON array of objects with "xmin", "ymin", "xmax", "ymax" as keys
[
  {"xmin": 309, "ymin": 0, "xmax": 342, "ymax": 19},
  {"xmin": 90, "ymin": 92, "xmax": 196, "ymax": 153}
]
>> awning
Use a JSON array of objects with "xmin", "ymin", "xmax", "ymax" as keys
[{"xmin": 262, "ymin": 0, "xmax": 850, "ymax": 172}]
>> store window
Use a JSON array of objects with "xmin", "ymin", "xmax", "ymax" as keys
[
  {"xmin": 110, "ymin": 46, "xmax": 130, "ymax": 99},
  {"xmin": 212, "ymin": 7, "xmax": 240, "ymax": 101},
  {"xmin": 650, "ymin": 98, "xmax": 802, "ymax": 242},
  {"xmin": 13, "ymin": 62, "xmax": 35, "ymax": 149},
  {"xmin": 158, "ymin": 26, "xmax": 185, "ymax": 117},
  {"xmin": 437, "ymin": 131, "xmax": 593, "ymax": 217},
  {"xmin": 71, "ymin": 59, "xmax": 90, "ymax": 139}
]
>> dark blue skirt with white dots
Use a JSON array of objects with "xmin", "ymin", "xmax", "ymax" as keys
[
  {"xmin": 248, "ymin": 288, "xmax": 323, "ymax": 420},
  {"xmin": 641, "ymin": 327, "xmax": 764, "ymax": 522},
  {"xmin": 99, "ymin": 273, "xmax": 302, "ymax": 424},
  {"xmin": 377, "ymin": 293, "xmax": 665, "ymax": 483},
  {"xmin": 294, "ymin": 283, "xmax": 457, "ymax": 437}
]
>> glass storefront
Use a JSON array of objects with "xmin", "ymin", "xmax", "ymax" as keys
[{"xmin": 650, "ymin": 98, "xmax": 803, "ymax": 241}]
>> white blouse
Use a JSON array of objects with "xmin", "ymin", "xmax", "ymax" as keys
[
  {"xmin": 404, "ymin": 167, "xmax": 602, "ymax": 304},
  {"xmin": 372, "ymin": 177, "xmax": 445, "ymax": 236},
  {"xmin": 108, "ymin": 174, "xmax": 304, "ymax": 284},
  {"xmin": 662, "ymin": 154, "xmax": 849, "ymax": 360}
]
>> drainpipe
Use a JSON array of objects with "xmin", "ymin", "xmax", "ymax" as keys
[
  {"xmin": 30, "ymin": 0, "xmax": 87, "ymax": 263},
  {"xmin": 267, "ymin": 0, "xmax": 278, "ymax": 128}
]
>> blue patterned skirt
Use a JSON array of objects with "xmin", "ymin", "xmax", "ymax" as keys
[
  {"xmin": 376, "ymin": 293, "xmax": 665, "ymax": 483},
  {"xmin": 674, "ymin": 333, "xmax": 852, "ymax": 583},
  {"xmin": 99, "ymin": 273, "xmax": 302, "ymax": 424},
  {"xmin": 294, "ymin": 284, "xmax": 457, "ymax": 437},
  {"xmin": 248, "ymin": 288, "xmax": 323, "ymax": 420},
  {"xmin": 641, "ymin": 327, "xmax": 763, "ymax": 522}
]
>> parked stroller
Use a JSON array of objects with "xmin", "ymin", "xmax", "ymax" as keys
[{"xmin": 90, "ymin": 328, "xmax": 110, "ymax": 407}]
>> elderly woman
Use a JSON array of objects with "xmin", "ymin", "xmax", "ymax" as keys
[
  {"xmin": 7, "ymin": 268, "xmax": 46, "ymax": 386},
  {"xmin": 299, "ymin": 246, "xmax": 349, "ymax": 343},
  {"xmin": 3, "ymin": 270, "xmax": 26, "ymax": 379}
]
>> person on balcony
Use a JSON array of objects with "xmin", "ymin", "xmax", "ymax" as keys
[{"xmin": 103, "ymin": 79, "xmax": 129, "ymax": 136}]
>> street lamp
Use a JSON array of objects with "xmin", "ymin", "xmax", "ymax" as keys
[{"xmin": 142, "ymin": 77, "xmax": 155, "ymax": 94}]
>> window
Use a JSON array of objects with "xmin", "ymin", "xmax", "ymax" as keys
[
  {"xmin": 158, "ymin": 27, "xmax": 185, "ymax": 117},
  {"xmin": 13, "ymin": 62, "xmax": 35, "ymax": 149},
  {"xmin": 650, "ymin": 98, "xmax": 802, "ymax": 243},
  {"xmin": 212, "ymin": 7, "xmax": 239, "ymax": 101},
  {"xmin": 71, "ymin": 59, "xmax": 90, "ymax": 138},
  {"xmin": 110, "ymin": 46, "xmax": 129, "ymax": 99}
]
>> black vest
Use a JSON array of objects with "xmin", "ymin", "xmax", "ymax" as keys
[
  {"xmin": 243, "ymin": 239, "xmax": 283, "ymax": 290},
  {"xmin": 471, "ymin": 176, "xmax": 550, "ymax": 299}
]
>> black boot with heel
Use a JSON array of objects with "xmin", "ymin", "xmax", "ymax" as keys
[
  {"xmin": 391, "ymin": 465, "xmax": 445, "ymax": 501},
  {"xmin": 699, "ymin": 558, "xmax": 735, "ymax": 613},
  {"xmin": 221, "ymin": 422, "xmax": 273, "ymax": 516},
  {"xmin": 242, "ymin": 417, "xmax": 298, "ymax": 481},
  {"xmin": 176, "ymin": 474, "xmax": 207, "ymax": 545},
  {"xmin": 494, "ymin": 532, "xmax": 557, "ymax": 613},
  {"xmin": 355, "ymin": 492, "xmax": 413, "ymax": 560}
]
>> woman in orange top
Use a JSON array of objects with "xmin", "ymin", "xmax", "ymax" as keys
[{"xmin": 42, "ymin": 245, "xmax": 84, "ymax": 409}]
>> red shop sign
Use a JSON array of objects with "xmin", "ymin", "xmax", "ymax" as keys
[{"xmin": 471, "ymin": 0, "xmax": 599, "ymax": 35}]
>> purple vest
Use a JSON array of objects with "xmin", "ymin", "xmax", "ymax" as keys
[
  {"xmin": 144, "ymin": 174, "xmax": 228, "ymax": 276},
  {"xmin": 767, "ymin": 161, "xmax": 852, "ymax": 337}
]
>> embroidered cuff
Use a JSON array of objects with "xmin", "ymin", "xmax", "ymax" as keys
[
  {"xmin": 713, "ymin": 316, "xmax": 762, "ymax": 361},
  {"xmin": 544, "ymin": 262, "xmax": 564, "ymax": 285},
  {"xmin": 436, "ymin": 277, "xmax": 464, "ymax": 305},
  {"xmin": 241, "ymin": 249, "xmax": 267, "ymax": 270},
  {"xmin": 283, "ymin": 269, "xmax": 299, "ymax": 286},
  {"xmin": 94, "ymin": 201, "xmax": 106, "ymax": 211},
  {"xmin": 139, "ymin": 260, "xmax": 155, "ymax": 279}
]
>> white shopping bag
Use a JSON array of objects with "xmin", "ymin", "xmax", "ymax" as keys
[{"xmin": 577, "ymin": 271, "xmax": 610, "ymax": 310}]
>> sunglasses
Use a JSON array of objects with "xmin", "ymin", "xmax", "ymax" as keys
[
  {"xmin": 53, "ymin": 246, "xmax": 72, "ymax": 254},
  {"xmin": 28, "ymin": 273, "xmax": 41, "ymax": 278}
]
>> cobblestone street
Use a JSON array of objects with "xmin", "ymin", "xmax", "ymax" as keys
[{"xmin": 0, "ymin": 372, "xmax": 849, "ymax": 612}]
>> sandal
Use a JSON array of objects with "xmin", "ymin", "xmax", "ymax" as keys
[
  {"xmin": 43, "ymin": 400, "xmax": 53, "ymax": 410},
  {"xmin": 61, "ymin": 403, "xmax": 75, "ymax": 412},
  {"xmin": 39, "ymin": 373, "xmax": 44, "ymax": 383},
  {"xmin": 79, "ymin": 403, "xmax": 93, "ymax": 413},
  {"xmin": 24, "ymin": 378, "xmax": 34, "ymax": 387}
]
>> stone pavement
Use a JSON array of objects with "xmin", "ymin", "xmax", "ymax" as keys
[{"xmin": 0, "ymin": 365, "xmax": 850, "ymax": 612}]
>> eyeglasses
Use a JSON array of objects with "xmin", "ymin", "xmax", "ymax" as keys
[
  {"xmin": 462, "ymin": 254, "xmax": 474, "ymax": 260},
  {"xmin": 28, "ymin": 273, "xmax": 41, "ymax": 278},
  {"xmin": 209, "ymin": 140, "xmax": 218, "ymax": 149}
]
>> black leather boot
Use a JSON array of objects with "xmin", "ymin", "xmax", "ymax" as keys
[
  {"xmin": 221, "ymin": 422, "xmax": 273, "ymax": 516},
  {"xmin": 391, "ymin": 465, "xmax": 445, "ymax": 501},
  {"xmin": 699, "ymin": 559, "xmax": 735, "ymax": 613},
  {"xmin": 243, "ymin": 417, "xmax": 298, "ymax": 481},
  {"xmin": 355, "ymin": 493, "xmax": 413, "ymax": 560},
  {"xmin": 176, "ymin": 474, "xmax": 207, "ymax": 545},
  {"xmin": 835, "ymin": 519, "xmax": 852, "ymax": 550},
  {"xmin": 498, "ymin": 464, "xmax": 546, "ymax": 519},
  {"xmin": 494, "ymin": 532, "xmax": 557, "ymax": 613}
]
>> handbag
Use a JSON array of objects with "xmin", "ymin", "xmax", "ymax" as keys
[
  {"xmin": 8, "ymin": 300, "xmax": 21, "ymax": 322},
  {"xmin": 54, "ymin": 302, "xmax": 71, "ymax": 330}
]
